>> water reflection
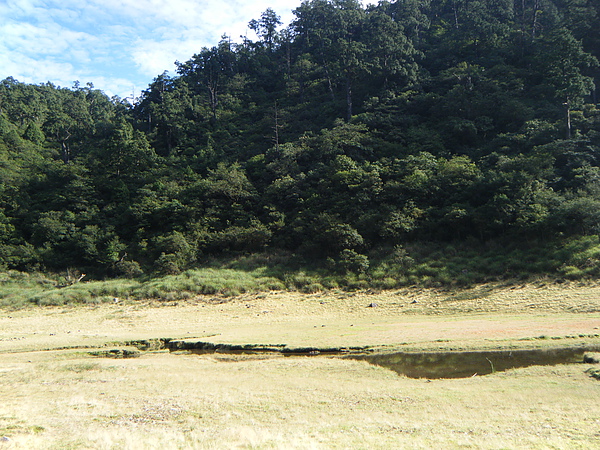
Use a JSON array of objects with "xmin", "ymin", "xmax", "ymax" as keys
[{"xmin": 354, "ymin": 347, "xmax": 599, "ymax": 379}]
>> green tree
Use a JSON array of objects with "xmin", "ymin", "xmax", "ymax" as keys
[
  {"xmin": 293, "ymin": 0, "xmax": 418, "ymax": 120},
  {"xmin": 249, "ymin": 8, "xmax": 283, "ymax": 51},
  {"xmin": 534, "ymin": 28, "xmax": 598, "ymax": 138},
  {"xmin": 99, "ymin": 119, "xmax": 157, "ymax": 180},
  {"xmin": 176, "ymin": 38, "xmax": 237, "ymax": 122}
]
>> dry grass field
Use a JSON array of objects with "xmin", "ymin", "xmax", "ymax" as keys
[{"xmin": 1, "ymin": 281, "xmax": 600, "ymax": 448}]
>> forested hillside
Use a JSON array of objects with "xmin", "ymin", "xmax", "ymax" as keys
[{"xmin": 2, "ymin": 0, "xmax": 600, "ymax": 287}]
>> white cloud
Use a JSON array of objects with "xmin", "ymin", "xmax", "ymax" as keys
[
  {"xmin": 1, "ymin": 0, "xmax": 368, "ymax": 98},
  {"xmin": 86, "ymin": 75, "xmax": 141, "ymax": 100},
  {"xmin": 0, "ymin": 49, "xmax": 77, "ymax": 88},
  {"xmin": 3, "ymin": 21, "xmax": 90, "ymax": 55},
  {"xmin": 0, "ymin": 0, "xmax": 43, "ymax": 17},
  {"xmin": 125, "ymin": 0, "xmax": 302, "ymax": 76}
]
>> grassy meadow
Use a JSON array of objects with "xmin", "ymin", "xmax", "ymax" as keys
[
  {"xmin": 0, "ymin": 277, "xmax": 600, "ymax": 448},
  {"xmin": 1, "ymin": 350, "xmax": 599, "ymax": 449}
]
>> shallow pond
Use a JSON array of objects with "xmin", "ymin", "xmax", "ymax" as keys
[
  {"xmin": 146, "ymin": 339, "xmax": 600, "ymax": 379},
  {"xmin": 353, "ymin": 346, "xmax": 600, "ymax": 379}
]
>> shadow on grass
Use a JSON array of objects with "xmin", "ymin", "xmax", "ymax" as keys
[{"xmin": 2, "ymin": 235, "xmax": 600, "ymax": 309}]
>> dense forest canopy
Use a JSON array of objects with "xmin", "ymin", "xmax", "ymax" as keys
[{"xmin": 2, "ymin": 0, "xmax": 600, "ymax": 284}]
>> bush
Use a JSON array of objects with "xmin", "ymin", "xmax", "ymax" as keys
[
  {"xmin": 114, "ymin": 259, "xmax": 144, "ymax": 277},
  {"xmin": 151, "ymin": 231, "xmax": 197, "ymax": 274},
  {"xmin": 301, "ymin": 283, "xmax": 324, "ymax": 293},
  {"xmin": 154, "ymin": 253, "xmax": 182, "ymax": 275},
  {"xmin": 338, "ymin": 249, "xmax": 370, "ymax": 274},
  {"xmin": 285, "ymin": 271, "xmax": 319, "ymax": 290},
  {"xmin": 372, "ymin": 277, "xmax": 399, "ymax": 290},
  {"xmin": 560, "ymin": 265, "xmax": 585, "ymax": 279}
]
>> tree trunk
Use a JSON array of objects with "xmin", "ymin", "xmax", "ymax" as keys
[
  {"xmin": 208, "ymin": 82, "xmax": 218, "ymax": 121},
  {"xmin": 452, "ymin": 0, "xmax": 460, "ymax": 29},
  {"xmin": 566, "ymin": 99, "xmax": 572, "ymax": 139},
  {"xmin": 62, "ymin": 141, "xmax": 70, "ymax": 164},
  {"xmin": 59, "ymin": 129, "xmax": 72, "ymax": 163},
  {"xmin": 346, "ymin": 78, "xmax": 353, "ymax": 122},
  {"xmin": 273, "ymin": 102, "xmax": 281, "ymax": 151},
  {"xmin": 531, "ymin": 0, "xmax": 541, "ymax": 40},
  {"xmin": 323, "ymin": 63, "xmax": 335, "ymax": 101}
]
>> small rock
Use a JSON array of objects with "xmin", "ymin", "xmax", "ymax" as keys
[
  {"xmin": 1, "ymin": 436, "xmax": 10, "ymax": 442},
  {"xmin": 586, "ymin": 368, "xmax": 600, "ymax": 380},
  {"xmin": 367, "ymin": 303, "xmax": 378, "ymax": 308},
  {"xmin": 411, "ymin": 300, "xmax": 418, "ymax": 304}
]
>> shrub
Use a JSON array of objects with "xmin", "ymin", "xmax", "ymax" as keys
[
  {"xmin": 285, "ymin": 271, "xmax": 318, "ymax": 290},
  {"xmin": 114, "ymin": 259, "xmax": 144, "ymax": 277},
  {"xmin": 560, "ymin": 265, "xmax": 585, "ymax": 279},
  {"xmin": 154, "ymin": 253, "xmax": 181, "ymax": 275},
  {"xmin": 338, "ymin": 249, "xmax": 370, "ymax": 274},
  {"xmin": 301, "ymin": 283, "xmax": 324, "ymax": 293}
]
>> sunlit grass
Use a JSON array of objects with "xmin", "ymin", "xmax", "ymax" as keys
[
  {"xmin": 0, "ymin": 268, "xmax": 285, "ymax": 308},
  {"xmin": 132, "ymin": 268, "xmax": 285, "ymax": 300},
  {"xmin": 0, "ymin": 351, "xmax": 598, "ymax": 449},
  {"xmin": 0, "ymin": 280, "xmax": 599, "ymax": 447}
]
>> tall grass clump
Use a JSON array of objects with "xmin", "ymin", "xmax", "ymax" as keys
[
  {"xmin": 557, "ymin": 235, "xmax": 600, "ymax": 279},
  {"xmin": 0, "ymin": 265, "xmax": 288, "ymax": 309},
  {"xmin": 364, "ymin": 237, "xmax": 586, "ymax": 288},
  {"xmin": 0, "ymin": 271, "xmax": 64, "ymax": 308},
  {"xmin": 131, "ymin": 268, "xmax": 285, "ymax": 300},
  {"xmin": 22, "ymin": 278, "xmax": 141, "ymax": 307},
  {"xmin": 3, "ymin": 235, "xmax": 600, "ymax": 309}
]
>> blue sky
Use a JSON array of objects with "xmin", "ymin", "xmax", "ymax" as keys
[{"xmin": 0, "ymin": 0, "xmax": 308, "ymax": 99}]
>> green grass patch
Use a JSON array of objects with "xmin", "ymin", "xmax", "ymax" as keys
[
  {"xmin": 61, "ymin": 363, "xmax": 102, "ymax": 373},
  {"xmin": 0, "ymin": 267, "xmax": 285, "ymax": 308},
  {"xmin": 3, "ymin": 234, "xmax": 600, "ymax": 309}
]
